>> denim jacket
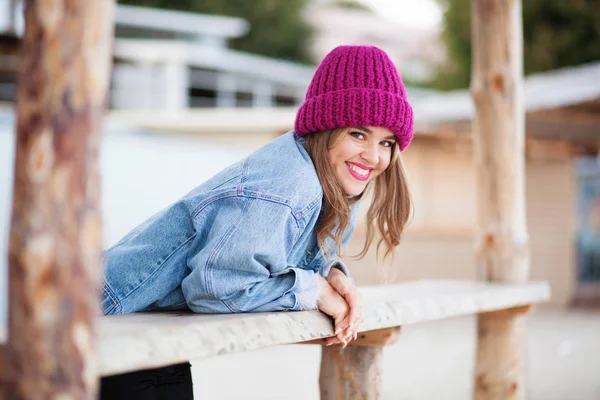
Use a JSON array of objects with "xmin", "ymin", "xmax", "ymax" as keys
[{"xmin": 101, "ymin": 131, "xmax": 358, "ymax": 315}]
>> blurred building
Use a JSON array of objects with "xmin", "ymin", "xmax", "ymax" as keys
[
  {"xmin": 0, "ymin": 2, "xmax": 444, "ymax": 110},
  {"xmin": 0, "ymin": 0, "xmax": 19, "ymax": 103},
  {"xmin": 0, "ymin": 3, "xmax": 316, "ymax": 109},
  {"xmin": 111, "ymin": 5, "xmax": 316, "ymax": 109},
  {"xmin": 575, "ymin": 157, "xmax": 600, "ymax": 306},
  {"xmin": 305, "ymin": 0, "xmax": 445, "ymax": 83}
]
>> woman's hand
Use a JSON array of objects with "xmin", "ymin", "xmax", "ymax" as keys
[
  {"xmin": 315, "ymin": 276, "xmax": 352, "ymax": 346},
  {"xmin": 326, "ymin": 267, "xmax": 364, "ymax": 346}
]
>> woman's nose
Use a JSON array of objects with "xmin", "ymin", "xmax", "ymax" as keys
[{"xmin": 361, "ymin": 144, "xmax": 379, "ymax": 165}]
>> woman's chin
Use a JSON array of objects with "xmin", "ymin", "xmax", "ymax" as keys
[{"xmin": 342, "ymin": 183, "xmax": 367, "ymax": 197}]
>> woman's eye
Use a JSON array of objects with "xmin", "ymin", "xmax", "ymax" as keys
[
  {"xmin": 350, "ymin": 131, "xmax": 365, "ymax": 140},
  {"xmin": 381, "ymin": 141, "xmax": 395, "ymax": 148}
]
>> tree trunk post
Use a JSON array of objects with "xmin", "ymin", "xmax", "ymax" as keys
[
  {"xmin": 318, "ymin": 327, "xmax": 401, "ymax": 399},
  {"xmin": 470, "ymin": 0, "xmax": 529, "ymax": 399},
  {"xmin": 320, "ymin": 346, "xmax": 383, "ymax": 400},
  {"xmin": 2, "ymin": 0, "xmax": 114, "ymax": 398}
]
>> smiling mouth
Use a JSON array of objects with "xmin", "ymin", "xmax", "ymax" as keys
[{"xmin": 346, "ymin": 162, "xmax": 372, "ymax": 181}]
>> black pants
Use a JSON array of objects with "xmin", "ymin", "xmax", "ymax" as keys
[{"xmin": 100, "ymin": 362, "xmax": 193, "ymax": 400}]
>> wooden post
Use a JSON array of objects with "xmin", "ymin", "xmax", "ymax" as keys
[
  {"xmin": 470, "ymin": 0, "xmax": 529, "ymax": 399},
  {"xmin": 2, "ymin": 0, "xmax": 114, "ymax": 398},
  {"xmin": 318, "ymin": 327, "xmax": 401, "ymax": 399},
  {"xmin": 320, "ymin": 346, "xmax": 382, "ymax": 400}
]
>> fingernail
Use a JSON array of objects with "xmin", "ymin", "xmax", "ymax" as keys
[
  {"xmin": 335, "ymin": 328, "xmax": 342, "ymax": 335},
  {"xmin": 326, "ymin": 343, "xmax": 333, "ymax": 346}
]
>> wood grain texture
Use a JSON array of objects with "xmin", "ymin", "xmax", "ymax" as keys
[
  {"xmin": 471, "ymin": 0, "xmax": 528, "ymax": 283},
  {"xmin": 2, "ymin": 1, "xmax": 114, "ymax": 398},
  {"xmin": 320, "ymin": 345, "xmax": 383, "ymax": 400},
  {"xmin": 0, "ymin": 345, "xmax": 5, "ymax": 396},
  {"xmin": 302, "ymin": 326, "xmax": 401, "ymax": 347},
  {"xmin": 91, "ymin": 280, "xmax": 549, "ymax": 376},
  {"xmin": 471, "ymin": 0, "xmax": 529, "ymax": 399},
  {"xmin": 475, "ymin": 311, "xmax": 527, "ymax": 399}
]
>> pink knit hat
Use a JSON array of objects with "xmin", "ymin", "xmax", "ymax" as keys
[{"xmin": 294, "ymin": 45, "xmax": 414, "ymax": 151}]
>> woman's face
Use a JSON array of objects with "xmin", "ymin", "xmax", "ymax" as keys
[{"xmin": 328, "ymin": 126, "xmax": 396, "ymax": 196}]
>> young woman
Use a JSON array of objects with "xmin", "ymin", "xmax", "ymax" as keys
[{"xmin": 100, "ymin": 45, "xmax": 414, "ymax": 399}]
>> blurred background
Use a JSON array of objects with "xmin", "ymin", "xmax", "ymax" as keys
[{"xmin": 0, "ymin": 0, "xmax": 599, "ymax": 398}]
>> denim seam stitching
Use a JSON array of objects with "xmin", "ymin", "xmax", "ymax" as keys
[
  {"xmin": 118, "ymin": 233, "xmax": 197, "ymax": 303},
  {"xmin": 239, "ymin": 190, "xmax": 293, "ymax": 207},
  {"xmin": 240, "ymin": 157, "xmax": 249, "ymax": 189},
  {"xmin": 190, "ymin": 191, "xmax": 239, "ymax": 221},
  {"xmin": 295, "ymin": 192, "xmax": 322, "ymax": 220},
  {"xmin": 234, "ymin": 191, "xmax": 302, "ymax": 243},
  {"xmin": 210, "ymin": 174, "xmax": 242, "ymax": 191},
  {"xmin": 103, "ymin": 302, "xmax": 116, "ymax": 314},
  {"xmin": 204, "ymin": 196, "xmax": 252, "ymax": 305},
  {"xmin": 102, "ymin": 279, "xmax": 121, "ymax": 314},
  {"xmin": 190, "ymin": 188, "xmax": 314, "ymax": 227},
  {"xmin": 201, "ymin": 196, "xmax": 300, "ymax": 312},
  {"xmin": 193, "ymin": 191, "xmax": 302, "ymax": 229},
  {"xmin": 222, "ymin": 297, "xmax": 238, "ymax": 313}
]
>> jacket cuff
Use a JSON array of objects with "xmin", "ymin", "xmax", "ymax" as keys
[
  {"xmin": 289, "ymin": 268, "xmax": 320, "ymax": 311},
  {"xmin": 322, "ymin": 259, "xmax": 354, "ymax": 284}
]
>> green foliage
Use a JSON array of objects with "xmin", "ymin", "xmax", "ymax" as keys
[
  {"xmin": 431, "ymin": 0, "xmax": 600, "ymax": 90},
  {"xmin": 118, "ymin": 0, "xmax": 315, "ymax": 64},
  {"xmin": 333, "ymin": 0, "xmax": 373, "ymax": 12}
]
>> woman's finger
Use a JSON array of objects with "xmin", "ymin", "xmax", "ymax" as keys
[
  {"xmin": 326, "ymin": 336, "xmax": 342, "ymax": 346},
  {"xmin": 335, "ymin": 301, "xmax": 360, "ymax": 339},
  {"xmin": 343, "ymin": 332, "xmax": 354, "ymax": 348},
  {"xmin": 347, "ymin": 299, "xmax": 364, "ymax": 340},
  {"xmin": 328, "ymin": 275, "xmax": 361, "ymax": 331},
  {"xmin": 345, "ymin": 291, "xmax": 358, "ymax": 321},
  {"xmin": 325, "ymin": 330, "xmax": 355, "ymax": 347},
  {"xmin": 329, "ymin": 274, "xmax": 352, "ymax": 298},
  {"xmin": 334, "ymin": 316, "xmax": 349, "ymax": 346},
  {"xmin": 334, "ymin": 317, "xmax": 349, "ymax": 335}
]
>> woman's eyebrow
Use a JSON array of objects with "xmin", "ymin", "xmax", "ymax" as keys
[{"xmin": 354, "ymin": 126, "xmax": 373, "ymax": 134}]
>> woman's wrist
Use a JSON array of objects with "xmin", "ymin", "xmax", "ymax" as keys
[
  {"xmin": 316, "ymin": 275, "xmax": 330, "ymax": 299},
  {"xmin": 296, "ymin": 273, "xmax": 324, "ymax": 310}
]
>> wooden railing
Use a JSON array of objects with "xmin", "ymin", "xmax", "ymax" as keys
[{"xmin": 64, "ymin": 279, "xmax": 550, "ymax": 398}]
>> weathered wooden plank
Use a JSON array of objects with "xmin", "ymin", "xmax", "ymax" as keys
[
  {"xmin": 3, "ymin": 0, "xmax": 115, "ymax": 398},
  {"xmin": 320, "ymin": 345, "xmax": 382, "ymax": 400},
  {"xmin": 478, "ymin": 305, "xmax": 531, "ymax": 318},
  {"xmin": 93, "ymin": 280, "xmax": 549, "ymax": 376},
  {"xmin": 302, "ymin": 326, "xmax": 401, "ymax": 347}
]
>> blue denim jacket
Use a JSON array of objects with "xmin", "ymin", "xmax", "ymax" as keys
[{"xmin": 101, "ymin": 131, "xmax": 357, "ymax": 315}]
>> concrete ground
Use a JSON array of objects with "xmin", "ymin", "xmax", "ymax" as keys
[{"xmin": 191, "ymin": 308, "xmax": 600, "ymax": 400}]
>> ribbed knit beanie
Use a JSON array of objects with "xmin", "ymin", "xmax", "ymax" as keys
[{"xmin": 294, "ymin": 45, "xmax": 414, "ymax": 151}]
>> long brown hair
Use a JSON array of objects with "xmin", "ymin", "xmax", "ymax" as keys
[{"xmin": 303, "ymin": 128, "xmax": 412, "ymax": 260}]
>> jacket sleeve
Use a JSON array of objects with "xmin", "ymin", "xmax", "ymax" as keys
[{"xmin": 182, "ymin": 195, "xmax": 320, "ymax": 313}]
